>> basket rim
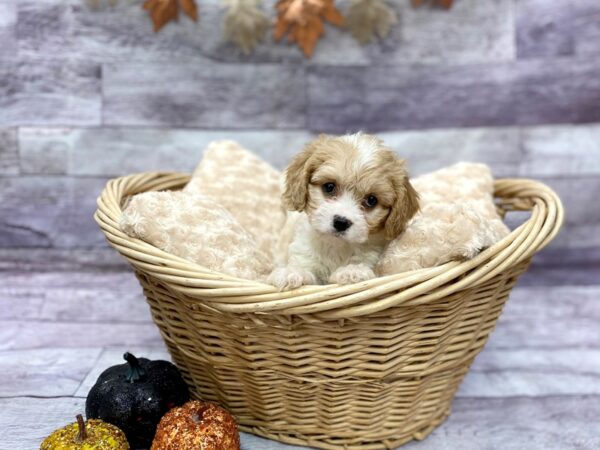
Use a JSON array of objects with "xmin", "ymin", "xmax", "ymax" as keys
[{"xmin": 94, "ymin": 171, "xmax": 564, "ymax": 318}]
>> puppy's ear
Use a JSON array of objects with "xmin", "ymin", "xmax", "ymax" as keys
[
  {"xmin": 282, "ymin": 136, "xmax": 325, "ymax": 211},
  {"xmin": 384, "ymin": 161, "xmax": 420, "ymax": 240}
]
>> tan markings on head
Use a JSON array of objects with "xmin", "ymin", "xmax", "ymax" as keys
[
  {"xmin": 284, "ymin": 133, "xmax": 419, "ymax": 239},
  {"xmin": 307, "ymin": 134, "xmax": 381, "ymax": 188},
  {"xmin": 382, "ymin": 151, "xmax": 420, "ymax": 239},
  {"xmin": 341, "ymin": 132, "xmax": 380, "ymax": 167},
  {"xmin": 282, "ymin": 134, "xmax": 335, "ymax": 211}
]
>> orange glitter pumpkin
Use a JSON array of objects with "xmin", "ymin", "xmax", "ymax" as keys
[{"xmin": 150, "ymin": 400, "xmax": 240, "ymax": 450}]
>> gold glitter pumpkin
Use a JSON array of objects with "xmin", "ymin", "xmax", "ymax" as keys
[
  {"xmin": 41, "ymin": 415, "xmax": 129, "ymax": 450},
  {"xmin": 151, "ymin": 400, "xmax": 240, "ymax": 450}
]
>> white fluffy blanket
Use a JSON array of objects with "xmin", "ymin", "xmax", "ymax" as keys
[{"xmin": 121, "ymin": 141, "xmax": 509, "ymax": 281}]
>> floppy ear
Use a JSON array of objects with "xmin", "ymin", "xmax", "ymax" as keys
[
  {"xmin": 282, "ymin": 137, "xmax": 324, "ymax": 211},
  {"xmin": 384, "ymin": 163, "xmax": 420, "ymax": 240}
]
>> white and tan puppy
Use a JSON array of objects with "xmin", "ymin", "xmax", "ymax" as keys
[{"xmin": 269, "ymin": 132, "xmax": 420, "ymax": 290}]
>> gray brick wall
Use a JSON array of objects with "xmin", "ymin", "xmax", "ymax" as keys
[{"xmin": 1, "ymin": 0, "xmax": 599, "ymax": 252}]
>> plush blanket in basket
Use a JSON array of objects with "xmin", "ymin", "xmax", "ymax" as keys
[{"xmin": 120, "ymin": 141, "xmax": 509, "ymax": 281}]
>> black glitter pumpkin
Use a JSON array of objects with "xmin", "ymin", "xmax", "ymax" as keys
[{"xmin": 86, "ymin": 352, "xmax": 189, "ymax": 449}]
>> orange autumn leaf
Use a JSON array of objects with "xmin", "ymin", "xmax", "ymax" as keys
[
  {"xmin": 284, "ymin": 0, "xmax": 308, "ymax": 24},
  {"xmin": 144, "ymin": 0, "xmax": 178, "ymax": 32},
  {"xmin": 274, "ymin": 0, "xmax": 344, "ymax": 58},
  {"xmin": 273, "ymin": 17, "xmax": 289, "ymax": 41},
  {"xmin": 322, "ymin": 2, "xmax": 344, "ymax": 26},
  {"xmin": 179, "ymin": 0, "xmax": 198, "ymax": 21},
  {"xmin": 143, "ymin": 0, "xmax": 198, "ymax": 32}
]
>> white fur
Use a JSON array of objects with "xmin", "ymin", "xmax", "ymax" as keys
[
  {"xmin": 309, "ymin": 191, "xmax": 369, "ymax": 244},
  {"xmin": 267, "ymin": 214, "xmax": 385, "ymax": 290},
  {"xmin": 342, "ymin": 132, "xmax": 378, "ymax": 170}
]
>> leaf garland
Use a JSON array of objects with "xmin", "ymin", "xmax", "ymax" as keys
[
  {"xmin": 143, "ymin": 0, "xmax": 199, "ymax": 32},
  {"xmin": 223, "ymin": 0, "xmax": 270, "ymax": 55},
  {"xmin": 345, "ymin": 0, "xmax": 397, "ymax": 44},
  {"xmin": 412, "ymin": 0, "xmax": 454, "ymax": 9},
  {"xmin": 274, "ymin": 0, "xmax": 344, "ymax": 58},
  {"xmin": 86, "ymin": 0, "xmax": 456, "ymax": 57}
]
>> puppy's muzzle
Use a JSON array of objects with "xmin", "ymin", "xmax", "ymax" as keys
[{"xmin": 333, "ymin": 215, "xmax": 353, "ymax": 233}]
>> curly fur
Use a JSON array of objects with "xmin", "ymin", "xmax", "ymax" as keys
[{"xmin": 376, "ymin": 162, "xmax": 510, "ymax": 275}]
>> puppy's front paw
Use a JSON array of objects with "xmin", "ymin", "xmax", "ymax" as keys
[
  {"xmin": 329, "ymin": 264, "xmax": 376, "ymax": 285},
  {"xmin": 268, "ymin": 267, "xmax": 318, "ymax": 291}
]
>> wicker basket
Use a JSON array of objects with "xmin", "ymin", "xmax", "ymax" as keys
[{"xmin": 95, "ymin": 172, "xmax": 563, "ymax": 450}]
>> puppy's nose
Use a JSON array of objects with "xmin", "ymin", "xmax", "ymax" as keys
[{"xmin": 333, "ymin": 215, "xmax": 353, "ymax": 232}]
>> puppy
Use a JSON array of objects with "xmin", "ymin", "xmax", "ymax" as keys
[{"xmin": 269, "ymin": 132, "xmax": 419, "ymax": 290}]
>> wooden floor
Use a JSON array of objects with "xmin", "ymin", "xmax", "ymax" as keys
[{"xmin": 1, "ymin": 248, "xmax": 599, "ymax": 450}]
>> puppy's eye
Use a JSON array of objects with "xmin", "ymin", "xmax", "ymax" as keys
[
  {"xmin": 322, "ymin": 182, "xmax": 336, "ymax": 195},
  {"xmin": 364, "ymin": 195, "xmax": 378, "ymax": 208}
]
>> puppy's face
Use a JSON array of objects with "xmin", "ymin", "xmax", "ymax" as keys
[{"xmin": 283, "ymin": 133, "xmax": 419, "ymax": 244}]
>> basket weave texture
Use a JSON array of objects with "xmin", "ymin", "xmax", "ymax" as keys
[{"xmin": 95, "ymin": 172, "xmax": 563, "ymax": 450}]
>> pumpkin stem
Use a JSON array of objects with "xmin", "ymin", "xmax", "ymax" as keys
[
  {"xmin": 76, "ymin": 414, "xmax": 87, "ymax": 442},
  {"xmin": 124, "ymin": 352, "xmax": 146, "ymax": 383}
]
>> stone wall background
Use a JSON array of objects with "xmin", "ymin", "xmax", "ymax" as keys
[{"xmin": 1, "ymin": 0, "xmax": 599, "ymax": 252}]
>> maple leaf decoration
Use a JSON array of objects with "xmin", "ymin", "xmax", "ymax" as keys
[
  {"xmin": 412, "ymin": 0, "xmax": 454, "ymax": 9},
  {"xmin": 274, "ymin": 0, "xmax": 344, "ymax": 58},
  {"xmin": 143, "ymin": 0, "xmax": 199, "ymax": 32}
]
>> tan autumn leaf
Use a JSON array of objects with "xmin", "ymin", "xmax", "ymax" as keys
[
  {"xmin": 274, "ymin": 0, "xmax": 343, "ymax": 58},
  {"xmin": 346, "ymin": 0, "xmax": 397, "ymax": 44},
  {"xmin": 223, "ymin": 0, "xmax": 270, "ymax": 55},
  {"xmin": 179, "ymin": 0, "xmax": 198, "ymax": 21}
]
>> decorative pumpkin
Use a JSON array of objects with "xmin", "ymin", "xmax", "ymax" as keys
[
  {"xmin": 86, "ymin": 352, "xmax": 189, "ymax": 449},
  {"xmin": 151, "ymin": 400, "xmax": 240, "ymax": 450},
  {"xmin": 41, "ymin": 414, "xmax": 129, "ymax": 450}
]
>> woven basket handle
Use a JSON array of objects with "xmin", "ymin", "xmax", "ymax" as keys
[{"xmin": 494, "ymin": 178, "xmax": 564, "ymax": 254}]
